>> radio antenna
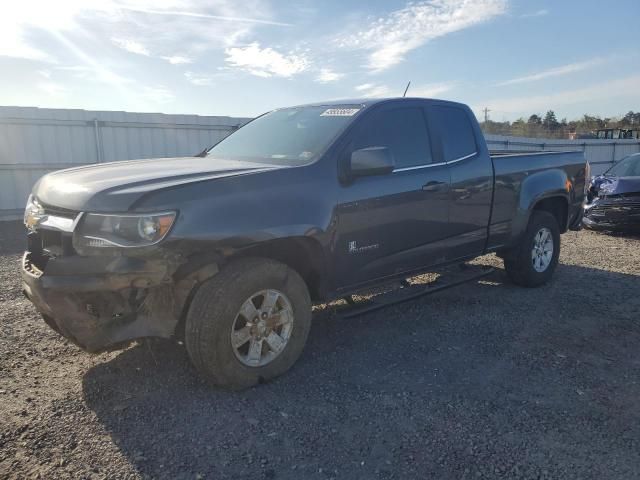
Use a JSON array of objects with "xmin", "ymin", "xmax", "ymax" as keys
[{"xmin": 402, "ymin": 81, "xmax": 411, "ymax": 97}]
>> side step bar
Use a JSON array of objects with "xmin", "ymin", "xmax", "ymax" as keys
[{"xmin": 338, "ymin": 265, "xmax": 495, "ymax": 319}]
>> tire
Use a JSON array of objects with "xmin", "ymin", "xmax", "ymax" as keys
[
  {"xmin": 503, "ymin": 211, "xmax": 561, "ymax": 287},
  {"xmin": 185, "ymin": 258, "xmax": 311, "ymax": 389}
]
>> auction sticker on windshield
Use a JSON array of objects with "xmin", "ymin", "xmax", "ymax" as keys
[{"xmin": 320, "ymin": 108, "xmax": 360, "ymax": 116}]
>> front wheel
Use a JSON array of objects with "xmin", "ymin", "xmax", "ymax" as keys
[
  {"xmin": 185, "ymin": 258, "xmax": 312, "ymax": 389},
  {"xmin": 503, "ymin": 211, "xmax": 561, "ymax": 287}
]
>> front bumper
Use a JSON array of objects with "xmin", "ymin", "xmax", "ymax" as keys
[
  {"xmin": 583, "ymin": 216, "xmax": 640, "ymax": 231},
  {"xmin": 21, "ymin": 251, "xmax": 179, "ymax": 352},
  {"xmin": 583, "ymin": 197, "xmax": 640, "ymax": 232},
  {"xmin": 569, "ymin": 207, "xmax": 584, "ymax": 231}
]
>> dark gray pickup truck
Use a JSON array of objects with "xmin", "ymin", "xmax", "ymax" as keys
[{"xmin": 22, "ymin": 98, "xmax": 588, "ymax": 388}]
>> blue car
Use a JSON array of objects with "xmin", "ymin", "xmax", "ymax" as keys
[{"xmin": 584, "ymin": 153, "xmax": 640, "ymax": 232}]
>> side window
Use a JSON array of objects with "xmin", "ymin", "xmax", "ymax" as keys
[
  {"xmin": 353, "ymin": 107, "xmax": 433, "ymax": 169},
  {"xmin": 429, "ymin": 106, "xmax": 477, "ymax": 163}
]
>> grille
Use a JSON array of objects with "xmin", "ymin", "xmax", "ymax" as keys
[
  {"xmin": 40, "ymin": 202, "xmax": 78, "ymax": 219},
  {"xmin": 29, "ymin": 229, "xmax": 75, "ymax": 257},
  {"xmin": 590, "ymin": 197, "xmax": 640, "ymax": 217}
]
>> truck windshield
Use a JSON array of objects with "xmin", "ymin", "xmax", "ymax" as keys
[{"xmin": 207, "ymin": 105, "xmax": 361, "ymax": 166}]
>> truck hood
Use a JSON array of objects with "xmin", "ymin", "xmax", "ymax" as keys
[
  {"xmin": 33, "ymin": 156, "xmax": 281, "ymax": 212},
  {"xmin": 588, "ymin": 175, "xmax": 640, "ymax": 199}
]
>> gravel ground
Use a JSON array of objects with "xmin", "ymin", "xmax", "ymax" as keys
[{"xmin": 1, "ymin": 221, "xmax": 639, "ymax": 479}]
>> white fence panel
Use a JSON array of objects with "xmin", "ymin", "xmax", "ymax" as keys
[
  {"xmin": 485, "ymin": 134, "xmax": 640, "ymax": 175},
  {"xmin": 0, "ymin": 107, "xmax": 249, "ymax": 220}
]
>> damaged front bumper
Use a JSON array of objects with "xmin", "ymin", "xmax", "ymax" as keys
[
  {"xmin": 583, "ymin": 196, "xmax": 640, "ymax": 231},
  {"xmin": 21, "ymin": 250, "xmax": 182, "ymax": 352}
]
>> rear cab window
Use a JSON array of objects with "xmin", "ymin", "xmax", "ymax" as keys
[{"xmin": 427, "ymin": 105, "xmax": 478, "ymax": 163}]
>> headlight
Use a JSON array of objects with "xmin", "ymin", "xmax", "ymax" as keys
[
  {"xmin": 584, "ymin": 161, "xmax": 591, "ymax": 195},
  {"xmin": 74, "ymin": 212, "xmax": 176, "ymax": 248},
  {"xmin": 24, "ymin": 195, "xmax": 44, "ymax": 230}
]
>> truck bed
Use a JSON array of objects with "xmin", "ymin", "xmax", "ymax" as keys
[
  {"xmin": 490, "ymin": 150, "xmax": 585, "ymax": 169},
  {"xmin": 490, "ymin": 149, "xmax": 574, "ymax": 157},
  {"xmin": 487, "ymin": 150, "xmax": 587, "ymax": 249}
]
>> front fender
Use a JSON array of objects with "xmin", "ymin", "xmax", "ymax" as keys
[{"xmin": 132, "ymin": 160, "xmax": 337, "ymax": 256}]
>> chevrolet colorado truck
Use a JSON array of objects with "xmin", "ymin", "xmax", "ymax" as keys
[{"xmin": 21, "ymin": 98, "xmax": 588, "ymax": 388}]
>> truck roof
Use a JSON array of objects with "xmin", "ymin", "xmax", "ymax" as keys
[{"xmin": 286, "ymin": 97, "xmax": 469, "ymax": 110}]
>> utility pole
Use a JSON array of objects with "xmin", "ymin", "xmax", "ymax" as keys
[{"xmin": 483, "ymin": 107, "xmax": 491, "ymax": 123}]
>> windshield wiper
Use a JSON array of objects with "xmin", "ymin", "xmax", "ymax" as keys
[{"xmin": 195, "ymin": 147, "xmax": 210, "ymax": 157}]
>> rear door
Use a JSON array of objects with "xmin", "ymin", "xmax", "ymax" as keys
[
  {"xmin": 334, "ymin": 102, "xmax": 452, "ymax": 289},
  {"xmin": 426, "ymin": 104, "xmax": 493, "ymax": 260}
]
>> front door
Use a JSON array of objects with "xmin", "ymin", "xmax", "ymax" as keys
[{"xmin": 334, "ymin": 102, "xmax": 452, "ymax": 290}]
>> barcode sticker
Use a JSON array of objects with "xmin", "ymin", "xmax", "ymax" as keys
[{"xmin": 320, "ymin": 108, "xmax": 360, "ymax": 117}]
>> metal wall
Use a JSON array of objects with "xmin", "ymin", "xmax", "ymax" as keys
[
  {"xmin": 0, "ymin": 106, "xmax": 250, "ymax": 220},
  {"xmin": 485, "ymin": 134, "xmax": 640, "ymax": 175},
  {"xmin": 1, "ymin": 106, "xmax": 639, "ymax": 221}
]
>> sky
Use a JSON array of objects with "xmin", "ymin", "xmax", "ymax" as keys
[{"xmin": 1, "ymin": 0, "xmax": 639, "ymax": 122}]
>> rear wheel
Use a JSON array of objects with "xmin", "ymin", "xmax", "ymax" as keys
[
  {"xmin": 185, "ymin": 258, "xmax": 311, "ymax": 389},
  {"xmin": 503, "ymin": 211, "xmax": 561, "ymax": 287}
]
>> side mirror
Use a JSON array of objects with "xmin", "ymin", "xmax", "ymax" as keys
[{"xmin": 350, "ymin": 147, "xmax": 395, "ymax": 178}]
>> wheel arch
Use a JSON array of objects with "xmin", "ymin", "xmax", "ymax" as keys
[
  {"xmin": 516, "ymin": 169, "xmax": 571, "ymax": 237},
  {"xmin": 228, "ymin": 236, "xmax": 329, "ymax": 302},
  {"xmin": 532, "ymin": 196, "xmax": 569, "ymax": 233},
  {"xmin": 169, "ymin": 236, "xmax": 328, "ymax": 339}
]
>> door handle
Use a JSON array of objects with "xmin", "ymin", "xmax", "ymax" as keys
[{"xmin": 422, "ymin": 181, "xmax": 447, "ymax": 192}]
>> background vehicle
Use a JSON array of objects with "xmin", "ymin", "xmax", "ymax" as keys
[
  {"xmin": 584, "ymin": 152, "xmax": 640, "ymax": 231},
  {"xmin": 596, "ymin": 128, "xmax": 640, "ymax": 140},
  {"xmin": 21, "ymin": 98, "xmax": 587, "ymax": 388}
]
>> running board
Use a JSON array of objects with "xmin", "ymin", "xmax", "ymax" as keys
[{"xmin": 338, "ymin": 265, "xmax": 495, "ymax": 319}]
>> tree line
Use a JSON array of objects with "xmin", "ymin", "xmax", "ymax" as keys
[{"xmin": 480, "ymin": 110, "xmax": 640, "ymax": 139}]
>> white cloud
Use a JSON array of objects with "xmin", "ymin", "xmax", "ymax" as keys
[
  {"xmin": 142, "ymin": 86, "xmax": 175, "ymax": 104},
  {"xmin": 225, "ymin": 43, "xmax": 309, "ymax": 78},
  {"xmin": 409, "ymin": 82, "xmax": 454, "ymax": 98},
  {"xmin": 184, "ymin": 71, "xmax": 216, "ymax": 86},
  {"xmin": 38, "ymin": 81, "xmax": 67, "ymax": 96},
  {"xmin": 110, "ymin": 1, "xmax": 288, "ymax": 54},
  {"xmin": 355, "ymin": 83, "xmax": 375, "ymax": 91},
  {"xmin": 353, "ymin": 83, "xmax": 392, "ymax": 97},
  {"xmin": 496, "ymin": 58, "xmax": 607, "ymax": 86},
  {"xmin": 118, "ymin": 5, "xmax": 292, "ymax": 27},
  {"xmin": 162, "ymin": 55, "xmax": 193, "ymax": 65},
  {"xmin": 478, "ymin": 75, "xmax": 640, "ymax": 115},
  {"xmin": 57, "ymin": 64, "xmax": 131, "ymax": 86},
  {"xmin": 0, "ymin": 0, "xmax": 286, "ymax": 65},
  {"xmin": 355, "ymin": 81, "xmax": 455, "ymax": 98},
  {"xmin": 520, "ymin": 9, "xmax": 549, "ymax": 18},
  {"xmin": 0, "ymin": 0, "xmax": 98, "ymax": 61},
  {"xmin": 112, "ymin": 38, "xmax": 151, "ymax": 56},
  {"xmin": 316, "ymin": 68, "xmax": 344, "ymax": 83},
  {"xmin": 0, "ymin": 35, "xmax": 52, "ymax": 62},
  {"xmin": 337, "ymin": 0, "xmax": 507, "ymax": 72}
]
